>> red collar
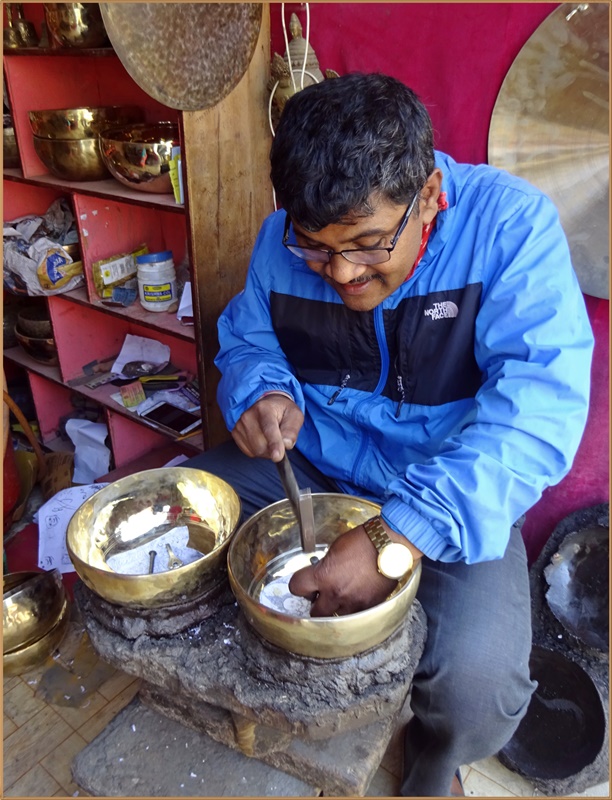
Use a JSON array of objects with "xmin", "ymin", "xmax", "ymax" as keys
[{"xmin": 405, "ymin": 191, "xmax": 448, "ymax": 281}]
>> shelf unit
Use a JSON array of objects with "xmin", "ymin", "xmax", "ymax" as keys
[{"xmin": 3, "ymin": 3, "xmax": 273, "ymax": 471}]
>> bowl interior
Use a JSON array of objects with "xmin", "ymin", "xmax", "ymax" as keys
[
  {"xmin": 3, "ymin": 570, "xmax": 66, "ymax": 654},
  {"xmin": 99, "ymin": 122, "xmax": 179, "ymax": 146},
  {"xmin": 227, "ymin": 493, "xmax": 421, "ymax": 657},
  {"xmin": 66, "ymin": 468, "xmax": 242, "ymax": 606}
]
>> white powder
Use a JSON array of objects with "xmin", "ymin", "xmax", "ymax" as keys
[
  {"xmin": 106, "ymin": 526, "xmax": 202, "ymax": 575},
  {"xmin": 259, "ymin": 574, "xmax": 312, "ymax": 618}
]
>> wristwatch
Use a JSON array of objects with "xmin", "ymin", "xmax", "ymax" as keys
[{"xmin": 363, "ymin": 515, "xmax": 413, "ymax": 580}]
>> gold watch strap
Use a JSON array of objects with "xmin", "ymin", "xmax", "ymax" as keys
[{"xmin": 363, "ymin": 515, "xmax": 390, "ymax": 552}]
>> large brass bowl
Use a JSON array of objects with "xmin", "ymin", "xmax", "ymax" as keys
[
  {"xmin": 3, "ymin": 570, "xmax": 66, "ymax": 655},
  {"xmin": 32, "ymin": 135, "xmax": 109, "ymax": 181},
  {"xmin": 29, "ymin": 106, "xmax": 144, "ymax": 141},
  {"xmin": 66, "ymin": 467, "xmax": 242, "ymax": 608},
  {"xmin": 3, "ymin": 599, "xmax": 70, "ymax": 677},
  {"xmin": 227, "ymin": 494, "xmax": 422, "ymax": 659},
  {"xmin": 44, "ymin": 3, "xmax": 110, "ymax": 49},
  {"xmin": 99, "ymin": 122, "xmax": 179, "ymax": 193}
]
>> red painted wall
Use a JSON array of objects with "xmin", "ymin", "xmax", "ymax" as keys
[{"xmin": 270, "ymin": 3, "xmax": 609, "ymax": 562}]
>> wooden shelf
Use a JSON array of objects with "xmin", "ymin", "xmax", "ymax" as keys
[
  {"xmin": 3, "ymin": 47, "xmax": 116, "ymax": 57},
  {"xmin": 4, "ymin": 345, "xmax": 204, "ymax": 452},
  {"xmin": 3, "ymin": 168, "xmax": 184, "ymax": 214},
  {"xmin": 61, "ymin": 286, "xmax": 195, "ymax": 343}
]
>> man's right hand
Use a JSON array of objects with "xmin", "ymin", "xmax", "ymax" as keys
[{"xmin": 231, "ymin": 394, "xmax": 304, "ymax": 462}]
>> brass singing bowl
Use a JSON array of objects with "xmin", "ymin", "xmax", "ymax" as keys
[
  {"xmin": 3, "ymin": 599, "xmax": 70, "ymax": 677},
  {"xmin": 44, "ymin": 2, "xmax": 110, "ymax": 49},
  {"xmin": 66, "ymin": 467, "xmax": 242, "ymax": 608},
  {"xmin": 29, "ymin": 106, "xmax": 144, "ymax": 141},
  {"xmin": 32, "ymin": 135, "xmax": 109, "ymax": 181},
  {"xmin": 3, "ymin": 570, "xmax": 66, "ymax": 655},
  {"xmin": 99, "ymin": 122, "xmax": 179, "ymax": 194},
  {"xmin": 227, "ymin": 494, "xmax": 422, "ymax": 659}
]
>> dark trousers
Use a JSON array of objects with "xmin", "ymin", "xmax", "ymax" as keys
[{"xmin": 185, "ymin": 441, "xmax": 536, "ymax": 797}]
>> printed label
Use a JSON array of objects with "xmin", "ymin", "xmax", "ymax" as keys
[{"xmin": 142, "ymin": 282, "xmax": 173, "ymax": 302}]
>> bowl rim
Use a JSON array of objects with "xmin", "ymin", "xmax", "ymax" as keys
[{"xmin": 99, "ymin": 121, "xmax": 180, "ymax": 143}]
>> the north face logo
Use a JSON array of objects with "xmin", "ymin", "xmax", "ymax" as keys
[{"xmin": 424, "ymin": 301, "xmax": 459, "ymax": 320}]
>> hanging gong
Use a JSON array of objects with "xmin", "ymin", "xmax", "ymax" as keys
[
  {"xmin": 99, "ymin": 3, "xmax": 262, "ymax": 111},
  {"xmin": 488, "ymin": 3, "xmax": 609, "ymax": 299}
]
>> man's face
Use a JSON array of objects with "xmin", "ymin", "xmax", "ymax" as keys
[{"xmin": 290, "ymin": 176, "xmax": 441, "ymax": 312}]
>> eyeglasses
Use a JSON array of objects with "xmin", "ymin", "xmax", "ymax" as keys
[{"xmin": 282, "ymin": 191, "xmax": 420, "ymax": 266}]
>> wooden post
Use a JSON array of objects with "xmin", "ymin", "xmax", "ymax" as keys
[{"xmin": 182, "ymin": 4, "xmax": 273, "ymax": 449}]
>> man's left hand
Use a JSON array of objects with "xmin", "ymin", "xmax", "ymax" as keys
[{"xmin": 288, "ymin": 525, "xmax": 418, "ymax": 616}]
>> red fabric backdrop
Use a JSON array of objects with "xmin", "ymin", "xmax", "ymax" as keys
[{"xmin": 270, "ymin": 3, "xmax": 609, "ymax": 562}]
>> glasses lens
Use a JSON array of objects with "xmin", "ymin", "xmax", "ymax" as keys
[
  {"xmin": 342, "ymin": 249, "xmax": 391, "ymax": 266},
  {"xmin": 287, "ymin": 245, "xmax": 330, "ymax": 263}
]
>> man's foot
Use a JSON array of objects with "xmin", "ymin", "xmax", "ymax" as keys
[{"xmin": 450, "ymin": 769, "xmax": 465, "ymax": 796}]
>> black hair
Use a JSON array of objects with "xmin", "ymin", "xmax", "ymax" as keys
[{"xmin": 270, "ymin": 72, "xmax": 435, "ymax": 231}]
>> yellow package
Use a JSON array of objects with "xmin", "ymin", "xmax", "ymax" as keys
[
  {"xmin": 92, "ymin": 243, "xmax": 148, "ymax": 299},
  {"xmin": 37, "ymin": 247, "xmax": 83, "ymax": 291}
]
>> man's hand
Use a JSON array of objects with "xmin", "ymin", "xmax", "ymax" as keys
[
  {"xmin": 289, "ymin": 524, "xmax": 422, "ymax": 616},
  {"xmin": 231, "ymin": 394, "xmax": 304, "ymax": 462}
]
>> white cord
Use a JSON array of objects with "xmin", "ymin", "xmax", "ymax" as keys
[
  {"xmin": 281, "ymin": 3, "xmax": 297, "ymax": 93},
  {"xmin": 300, "ymin": 3, "xmax": 310, "ymax": 90}
]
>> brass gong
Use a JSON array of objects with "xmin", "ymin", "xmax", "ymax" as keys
[
  {"xmin": 488, "ymin": 3, "xmax": 609, "ymax": 299},
  {"xmin": 99, "ymin": 3, "xmax": 262, "ymax": 112}
]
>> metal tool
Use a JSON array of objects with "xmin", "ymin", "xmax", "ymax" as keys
[
  {"xmin": 148, "ymin": 550, "xmax": 157, "ymax": 574},
  {"xmin": 276, "ymin": 454, "xmax": 317, "ymax": 554},
  {"xmin": 165, "ymin": 543, "xmax": 183, "ymax": 570}
]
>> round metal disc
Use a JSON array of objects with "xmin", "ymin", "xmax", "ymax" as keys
[
  {"xmin": 100, "ymin": 3, "xmax": 262, "ymax": 111},
  {"xmin": 488, "ymin": 3, "xmax": 609, "ymax": 299}
]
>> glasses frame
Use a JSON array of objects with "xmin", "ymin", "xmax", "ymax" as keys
[{"xmin": 282, "ymin": 190, "xmax": 420, "ymax": 266}]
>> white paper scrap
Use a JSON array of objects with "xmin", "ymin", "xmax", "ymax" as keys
[
  {"xmin": 177, "ymin": 282, "xmax": 192, "ymax": 321},
  {"xmin": 111, "ymin": 334, "xmax": 171, "ymax": 378},
  {"xmin": 37, "ymin": 484, "xmax": 108, "ymax": 573},
  {"xmin": 65, "ymin": 419, "xmax": 111, "ymax": 483}
]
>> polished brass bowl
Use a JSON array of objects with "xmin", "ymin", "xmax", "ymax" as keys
[
  {"xmin": 227, "ymin": 494, "xmax": 422, "ymax": 659},
  {"xmin": 3, "ymin": 599, "xmax": 70, "ymax": 677},
  {"xmin": 29, "ymin": 106, "xmax": 144, "ymax": 141},
  {"xmin": 99, "ymin": 122, "xmax": 179, "ymax": 194},
  {"xmin": 44, "ymin": 3, "xmax": 110, "ymax": 49},
  {"xmin": 3, "ymin": 570, "xmax": 67, "ymax": 655},
  {"xmin": 32, "ymin": 135, "xmax": 109, "ymax": 181},
  {"xmin": 14, "ymin": 327, "xmax": 58, "ymax": 366},
  {"xmin": 66, "ymin": 467, "xmax": 242, "ymax": 608}
]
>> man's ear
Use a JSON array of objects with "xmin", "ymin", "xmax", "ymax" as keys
[{"xmin": 419, "ymin": 169, "xmax": 443, "ymax": 225}]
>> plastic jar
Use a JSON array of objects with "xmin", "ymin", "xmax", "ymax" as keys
[{"xmin": 136, "ymin": 251, "xmax": 177, "ymax": 312}]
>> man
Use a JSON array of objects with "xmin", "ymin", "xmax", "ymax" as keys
[{"xmin": 187, "ymin": 73, "xmax": 593, "ymax": 796}]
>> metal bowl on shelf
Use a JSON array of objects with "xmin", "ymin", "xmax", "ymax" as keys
[
  {"xmin": 3, "ymin": 570, "xmax": 67, "ymax": 655},
  {"xmin": 44, "ymin": 2, "xmax": 110, "ymax": 49},
  {"xmin": 98, "ymin": 122, "xmax": 179, "ymax": 194},
  {"xmin": 66, "ymin": 467, "xmax": 242, "ymax": 609},
  {"xmin": 28, "ymin": 106, "xmax": 144, "ymax": 141},
  {"xmin": 16, "ymin": 306, "xmax": 52, "ymax": 339},
  {"xmin": 32, "ymin": 135, "xmax": 109, "ymax": 181},
  {"xmin": 14, "ymin": 327, "xmax": 58, "ymax": 365},
  {"xmin": 227, "ymin": 493, "xmax": 422, "ymax": 659}
]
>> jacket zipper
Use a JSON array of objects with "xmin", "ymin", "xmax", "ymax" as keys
[
  {"xmin": 328, "ymin": 372, "xmax": 351, "ymax": 405},
  {"xmin": 351, "ymin": 305, "xmax": 389, "ymax": 485}
]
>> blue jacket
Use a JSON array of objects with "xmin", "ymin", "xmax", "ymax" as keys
[{"xmin": 216, "ymin": 151, "xmax": 594, "ymax": 563}]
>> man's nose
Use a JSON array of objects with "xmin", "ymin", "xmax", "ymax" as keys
[{"xmin": 325, "ymin": 254, "xmax": 367, "ymax": 284}]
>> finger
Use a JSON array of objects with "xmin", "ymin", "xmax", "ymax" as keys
[
  {"xmin": 279, "ymin": 406, "xmax": 304, "ymax": 451},
  {"xmin": 288, "ymin": 565, "xmax": 320, "ymax": 599},
  {"xmin": 309, "ymin": 591, "xmax": 341, "ymax": 618}
]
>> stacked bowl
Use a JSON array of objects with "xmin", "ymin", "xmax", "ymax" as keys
[
  {"xmin": 3, "ymin": 570, "xmax": 70, "ymax": 676},
  {"xmin": 29, "ymin": 105, "xmax": 143, "ymax": 181}
]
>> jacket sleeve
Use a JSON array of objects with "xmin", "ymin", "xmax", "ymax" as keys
[
  {"xmin": 215, "ymin": 216, "xmax": 306, "ymax": 431},
  {"xmin": 381, "ymin": 191, "xmax": 595, "ymax": 563}
]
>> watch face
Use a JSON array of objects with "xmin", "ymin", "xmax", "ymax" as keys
[{"xmin": 378, "ymin": 542, "xmax": 413, "ymax": 580}]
